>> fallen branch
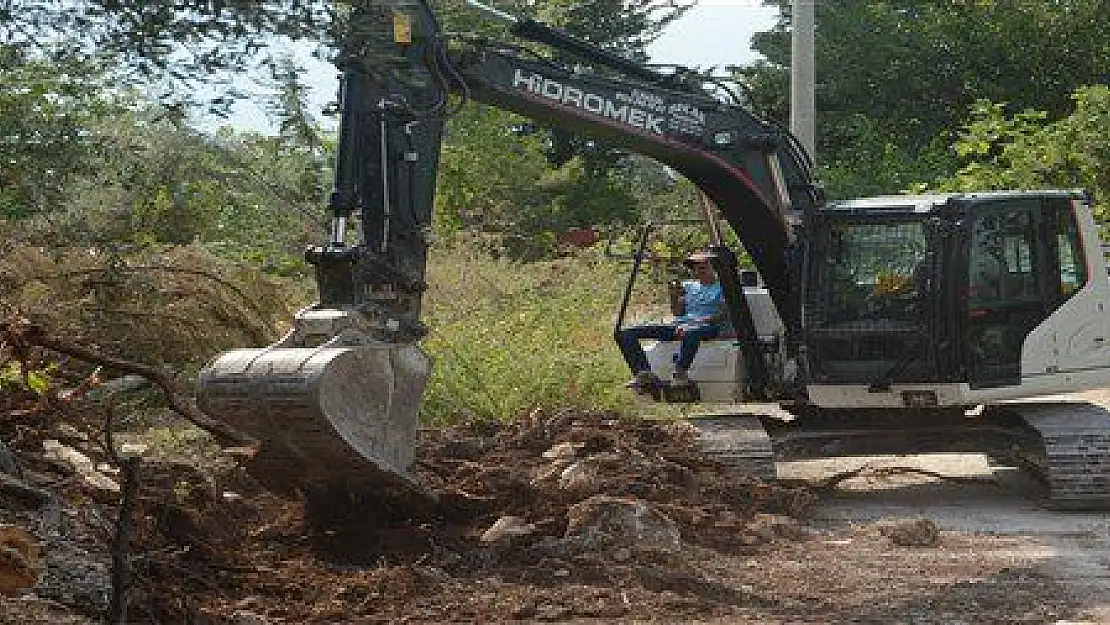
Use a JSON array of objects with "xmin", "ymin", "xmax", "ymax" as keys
[
  {"xmin": 1, "ymin": 319, "xmax": 256, "ymax": 448},
  {"xmin": 36, "ymin": 263, "xmax": 274, "ymax": 345},
  {"xmin": 803, "ymin": 463, "xmax": 999, "ymax": 492}
]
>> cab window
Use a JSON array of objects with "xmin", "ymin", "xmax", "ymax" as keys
[{"xmin": 1054, "ymin": 205, "xmax": 1087, "ymax": 298}]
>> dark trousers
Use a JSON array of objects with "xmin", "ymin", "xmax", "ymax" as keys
[{"xmin": 616, "ymin": 323, "xmax": 720, "ymax": 374}]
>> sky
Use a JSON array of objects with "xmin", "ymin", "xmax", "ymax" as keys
[
  {"xmin": 198, "ymin": 2, "xmax": 781, "ymax": 134},
  {"xmin": 649, "ymin": 2, "xmax": 778, "ymax": 69}
]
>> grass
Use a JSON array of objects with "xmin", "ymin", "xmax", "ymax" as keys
[
  {"xmin": 420, "ymin": 246, "xmax": 640, "ymax": 423},
  {"xmin": 1, "ymin": 240, "xmax": 695, "ymax": 429}
]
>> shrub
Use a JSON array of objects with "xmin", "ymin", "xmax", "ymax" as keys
[{"xmin": 420, "ymin": 245, "xmax": 637, "ymax": 423}]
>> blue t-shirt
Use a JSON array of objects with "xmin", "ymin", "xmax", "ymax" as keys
[{"xmin": 677, "ymin": 280, "xmax": 723, "ymax": 327}]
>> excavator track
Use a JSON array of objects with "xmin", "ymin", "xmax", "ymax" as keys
[
  {"xmin": 689, "ymin": 402, "xmax": 1110, "ymax": 509},
  {"xmin": 689, "ymin": 415, "xmax": 776, "ymax": 480},
  {"xmin": 993, "ymin": 402, "xmax": 1110, "ymax": 509}
]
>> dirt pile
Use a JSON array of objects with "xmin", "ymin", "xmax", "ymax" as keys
[{"xmin": 0, "ymin": 408, "xmax": 815, "ymax": 623}]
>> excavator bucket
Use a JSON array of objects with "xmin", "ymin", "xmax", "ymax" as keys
[{"xmin": 196, "ymin": 341, "xmax": 432, "ymax": 499}]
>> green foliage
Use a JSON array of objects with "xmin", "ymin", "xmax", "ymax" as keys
[
  {"xmin": 754, "ymin": 0, "xmax": 1109, "ymax": 143},
  {"xmin": 745, "ymin": 0, "xmax": 1110, "ymax": 196},
  {"xmin": 0, "ymin": 361, "xmax": 53, "ymax": 395},
  {"xmin": 143, "ymin": 425, "xmax": 218, "ymax": 457},
  {"xmin": 441, "ymin": 0, "xmax": 692, "ymax": 213},
  {"xmin": 13, "ymin": 107, "xmax": 328, "ymax": 275},
  {"xmin": 932, "ymin": 86, "xmax": 1110, "ymax": 219},
  {"xmin": 437, "ymin": 104, "xmax": 648, "ymax": 259},
  {"xmin": 513, "ymin": 158, "xmax": 638, "ymax": 243},
  {"xmin": 818, "ymin": 114, "xmax": 955, "ymax": 199},
  {"xmin": 435, "ymin": 103, "xmax": 551, "ymax": 238},
  {"xmin": 527, "ymin": 0, "xmax": 692, "ymax": 174},
  {"xmin": 0, "ymin": 48, "xmax": 118, "ymax": 219},
  {"xmin": 420, "ymin": 246, "xmax": 636, "ymax": 423},
  {"xmin": 2, "ymin": 1, "xmax": 331, "ymax": 81}
]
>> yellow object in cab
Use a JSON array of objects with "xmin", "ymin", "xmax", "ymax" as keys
[{"xmin": 393, "ymin": 11, "xmax": 413, "ymax": 44}]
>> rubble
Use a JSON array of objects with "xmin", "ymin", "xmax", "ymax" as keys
[
  {"xmin": 3, "ymin": 408, "xmax": 1082, "ymax": 623},
  {"xmin": 41, "ymin": 440, "xmax": 119, "ymax": 499},
  {"xmin": 480, "ymin": 515, "xmax": 536, "ymax": 543},
  {"xmin": 562, "ymin": 495, "xmax": 682, "ymax": 552}
]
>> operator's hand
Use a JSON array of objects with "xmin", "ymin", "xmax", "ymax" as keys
[{"xmin": 673, "ymin": 325, "xmax": 686, "ymax": 338}]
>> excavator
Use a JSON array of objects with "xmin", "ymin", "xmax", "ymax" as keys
[{"xmin": 197, "ymin": 0, "xmax": 1110, "ymax": 509}]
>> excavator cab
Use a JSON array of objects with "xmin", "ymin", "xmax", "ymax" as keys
[{"xmin": 801, "ymin": 189, "xmax": 1110, "ymax": 409}]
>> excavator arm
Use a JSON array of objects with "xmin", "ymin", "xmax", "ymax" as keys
[
  {"xmin": 196, "ymin": 0, "xmax": 820, "ymax": 497},
  {"xmin": 313, "ymin": 0, "xmax": 820, "ymax": 337}
]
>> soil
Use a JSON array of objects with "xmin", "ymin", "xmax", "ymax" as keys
[{"xmin": 1, "ymin": 394, "xmax": 1108, "ymax": 624}]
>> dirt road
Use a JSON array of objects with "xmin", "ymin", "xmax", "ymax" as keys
[
  {"xmin": 765, "ymin": 386, "xmax": 1110, "ymax": 623},
  {"xmin": 773, "ymin": 452, "xmax": 1110, "ymax": 624}
]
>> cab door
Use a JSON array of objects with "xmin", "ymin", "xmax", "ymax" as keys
[
  {"xmin": 1022, "ymin": 195, "xmax": 1109, "ymax": 376},
  {"xmin": 964, "ymin": 199, "xmax": 1048, "ymax": 388}
]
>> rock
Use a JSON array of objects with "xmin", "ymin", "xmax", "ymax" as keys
[
  {"xmin": 879, "ymin": 518, "xmax": 941, "ymax": 547},
  {"xmin": 564, "ymin": 495, "xmax": 681, "ymax": 552},
  {"xmin": 535, "ymin": 602, "xmax": 571, "ymax": 621},
  {"xmin": 751, "ymin": 522, "xmax": 776, "ymax": 543},
  {"xmin": 542, "ymin": 441, "xmax": 585, "ymax": 460},
  {"xmin": 415, "ymin": 566, "xmax": 450, "ymax": 583},
  {"xmin": 41, "ymin": 440, "xmax": 119, "ymax": 498},
  {"xmin": 747, "ymin": 513, "xmax": 810, "ymax": 542},
  {"xmin": 0, "ymin": 524, "xmax": 42, "ymax": 594},
  {"xmin": 95, "ymin": 463, "xmax": 119, "ymax": 476},
  {"xmin": 480, "ymin": 515, "xmax": 536, "ymax": 543},
  {"xmin": 557, "ymin": 457, "xmax": 602, "ymax": 493},
  {"xmin": 531, "ymin": 457, "xmax": 576, "ymax": 485},
  {"xmin": 740, "ymin": 534, "xmax": 763, "ymax": 546},
  {"xmin": 554, "ymin": 450, "xmax": 694, "ymax": 497},
  {"xmin": 53, "ymin": 423, "xmax": 87, "ymax": 442},
  {"xmin": 229, "ymin": 610, "xmax": 271, "ymax": 624},
  {"xmin": 119, "ymin": 442, "xmax": 149, "ymax": 457}
]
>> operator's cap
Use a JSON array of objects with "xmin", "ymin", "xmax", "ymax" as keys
[{"xmin": 683, "ymin": 250, "xmax": 715, "ymax": 267}]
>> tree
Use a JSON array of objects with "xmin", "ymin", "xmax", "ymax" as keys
[
  {"xmin": 3, "ymin": 1, "xmax": 330, "ymax": 75},
  {"xmin": 0, "ymin": 47, "xmax": 119, "ymax": 218},
  {"xmin": 3, "ymin": 1, "xmax": 700, "ymax": 259},
  {"xmin": 430, "ymin": 0, "xmax": 699, "ymax": 253},
  {"xmin": 435, "ymin": 104, "xmax": 552, "ymax": 240},
  {"xmin": 527, "ymin": 0, "xmax": 691, "ymax": 173},
  {"xmin": 933, "ymin": 86, "xmax": 1110, "ymax": 222},
  {"xmin": 742, "ymin": 0, "xmax": 1110, "ymax": 196}
]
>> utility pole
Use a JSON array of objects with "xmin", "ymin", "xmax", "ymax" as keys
[{"xmin": 790, "ymin": 0, "xmax": 816, "ymax": 163}]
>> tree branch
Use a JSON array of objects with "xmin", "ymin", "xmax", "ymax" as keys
[
  {"xmin": 802, "ymin": 463, "xmax": 998, "ymax": 492},
  {"xmin": 1, "ymin": 319, "xmax": 257, "ymax": 448}
]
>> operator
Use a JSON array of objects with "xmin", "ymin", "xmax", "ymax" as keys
[{"xmin": 618, "ymin": 250, "xmax": 726, "ymax": 388}]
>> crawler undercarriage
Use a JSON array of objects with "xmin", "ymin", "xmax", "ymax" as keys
[{"xmin": 693, "ymin": 401, "xmax": 1110, "ymax": 509}]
